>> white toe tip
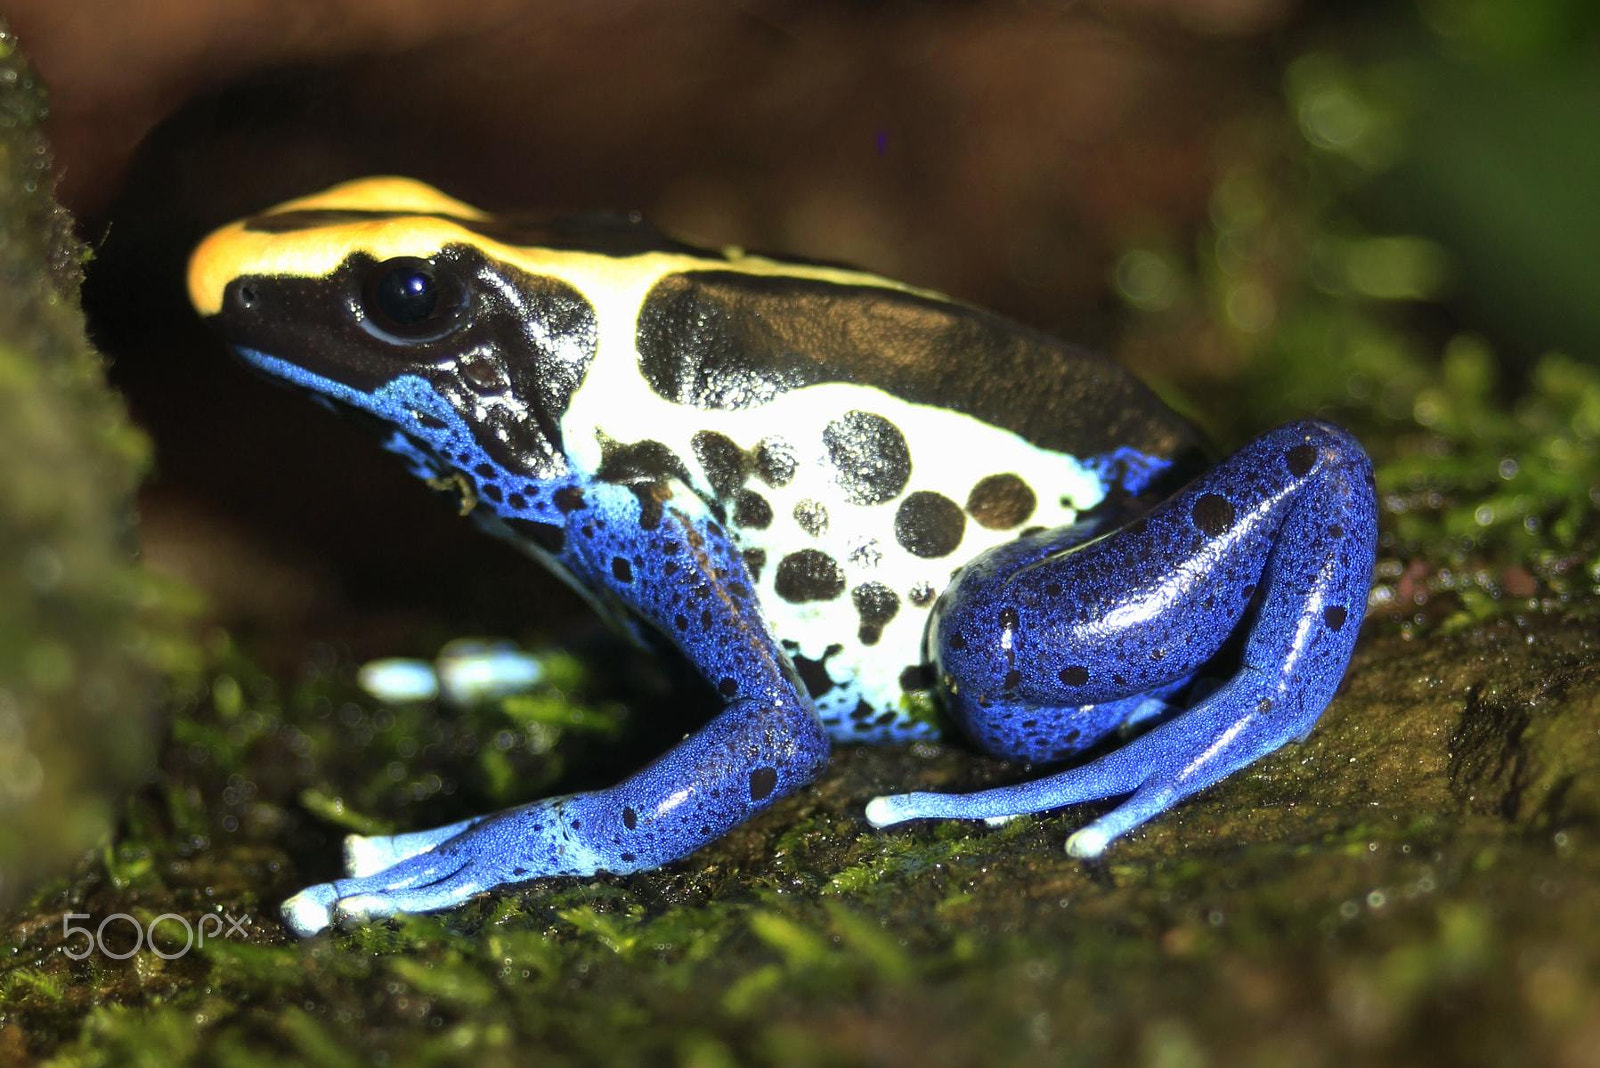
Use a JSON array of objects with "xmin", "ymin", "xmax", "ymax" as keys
[
  {"xmin": 343, "ymin": 834, "xmax": 388, "ymax": 877},
  {"xmin": 331, "ymin": 893, "xmax": 386, "ymax": 926},
  {"xmin": 1065, "ymin": 826, "xmax": 1109, "ymax": 858},
  {"xmin": 281, "ymin": 892, "xmax": 333, "ymax": 938},
  {"xmin": 983, "ymin": 814, "xmax": 1019, "ymax": 828},
  {"xmin": 864, "ymin": 796, "xmax": 902, "ymax": 828}
]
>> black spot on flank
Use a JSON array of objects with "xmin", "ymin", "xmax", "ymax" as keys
[
  {"xmin": 1257, "ymin": 698, "xmax": 1273, "ymax": 713},
  {"xmin": 894, "ymin": 491, "xmax": 966, "ymax": 558},
  {"xmin": 966, "ymin": 473, "xmax": 1037, "ymax": 530},
  {"xmin": 793, "ymin": 645, "xmax": 843, "ymax": 698},
  {"xmin": 674, "ymin": 613, "xmax": 689, "ymax": 631},
  {"xmin": 908, "ymin": 582, "xmax": 936, "ymax": 607},
  {"xmin": 417, "ymin": 414, "xmax": 448, "ymax": 431},
  {"xmin": 749, "ymin": 767, "xmax": 778, "ymax": 802},
  {"xmin": 1191, "ymin": 493, "xmax": 1235, "ymax": 537},
  {"xmin": 734, "ymin": 490, "xmax": 773, "ymax": 529},
  {"xmin": 481, "ymin": 483, "xmax": 504, "ymax": 504},
  {"xmin": 899, "ymin": 664, "xmax": 935, "ymax": 691},
  {"xmin": 823, "ymin": 411, "xmax": 911, "ymax": 504},
  {"xmin": 793, "ymin": 499, "xmax": 829, "ymax": 537},
  {"xmin": 597, "ymin": 437, "xmax": 691, "ymax": 487},
  {"xmin": 1151, "ymin": 648, "xmax": 1165, "ymax": 661},
  {"xmin": 700, "ymin": 608, "xmax": 714, "ymax": 630},
  {"xmin": 630, "ymin": 483, "xmax": 673, "ymax": 531},
  {"xmin": 663, "ymin": 559, "xmax": 680, "ymax": 576},
  {"xmin": 611, "ymin": 557, "xmax": 634, "ymax": 583},
  {"xmin": 949, "ymin": 633, "xmax": 967, "ymax": 651},
  {"xmin": 628, "ymin": 270, "xmax": 1202, "ymax": 464},
  {"xmin": 718, "ymin": 677, "xmax": 739, "ymax": 697},
  {"xmin": 998, "ymin": 606, "xmax": 1020, "ymax": 631},
  {"xmin": 1003, "ymin": 670, "xmax": 1022, "ymax": 691},
  {"xmin": 1286, "ymin": 443, "xmax": 1318, "ymax": 478},
  {"xmin": 774, "ymin": 550, "xmax": 846, "ymax": 603},
  {"xmin": 473, "ymin": 463, "xmax": 495, "ymax": 479},
  {"xmin": 1044, "ymin": 582, "xmax": 1063, "ymax": 597},
  {"xmin": 755, "ymin": 437, "xmax": 797, "ymax": 487},
  {"xmin": 1329, "ymin": 523, "xmax": 1345, "ymax": 539},
  {"xmin": 742, "ymin": 548, "xmax": 767, "ymax": 582},
  {"xmin": 692, "ymin": 430, "xmax": 750, "ymax": 498},
  {"xmin": 1059, "ymin": 665, "xmax": 1089, "ymax": 686},
  {"xmin": 508, "ymin": 493, "xmax": 527, "ymax": 511},
  {"xmin": 1323, "ymin": 605, "xmax": 1347, "ymax": 631},
  {"xmin": 505, "ymin": 518, "xmax": 565, "ymax": 554},
  {"xmin": 553, "ymin": 486, "xmax": 586, "ymax": 513},
  {"xmin": 622, "ymin": 806, "xmax": 638, "ymax": 830},
  {"xmin": 620, "ymin": 853, "xmax": 636, "ymax": 863},
  {"xmin": 851, "ymin": 582, "xmax": 900, "ymax": 645},
  {"xmin": 850, "ymin": 701, "xmax": 874, "ymax": 721}
]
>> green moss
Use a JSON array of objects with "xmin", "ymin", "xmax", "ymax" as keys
[{"xmin": 0, "ymin": 19, "xmax": 181, "ymax": 911}]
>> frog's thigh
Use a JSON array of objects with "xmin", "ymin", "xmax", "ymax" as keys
[{"xmin": 869, "ymin": 421, "xmax": 1376, "ymax": 853}]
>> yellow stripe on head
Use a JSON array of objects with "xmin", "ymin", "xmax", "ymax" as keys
[
  {"xmin": 187, "ymin": 179, "xmax": 487, "ymax": 316},
  {"xmin": 271, "ymin": 176, "xmax": 488, "ymax": 218}
]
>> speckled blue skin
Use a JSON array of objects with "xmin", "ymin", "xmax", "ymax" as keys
[
  {"xmin": 250, "ymin": 344, "xmax": 1376, "ymax": 935},
  {"xmin": 243, "ymin": 354, "xmax": 833, "ymax": 933},
  {"xmin": 868, "ymin": 420, "xmax": 1376, "ymax": 856}
]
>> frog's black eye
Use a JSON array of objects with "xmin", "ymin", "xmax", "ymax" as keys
[{"xmin": 360, "ymin": 257, "xmax": 469, "ymax": 343}]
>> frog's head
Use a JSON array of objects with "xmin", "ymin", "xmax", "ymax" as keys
[{"xmin": 188, "ymin": 177, "xmax": 599, "ymax": 482}]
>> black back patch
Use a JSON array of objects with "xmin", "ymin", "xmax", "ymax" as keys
[{"xmin": 634, "ymin": 271, "xmax": 1202, "ymax": 461}]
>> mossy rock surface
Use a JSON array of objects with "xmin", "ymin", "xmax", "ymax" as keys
[{"xmin": 0, "ymin": 20, "xmax": 158, "ymax": 913}]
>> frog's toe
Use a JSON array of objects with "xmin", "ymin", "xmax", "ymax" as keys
[
  {"xmin": 281, "ymin": 884, "xmax": 340, "ymax": 938},
  {"xmin": 331, "ymin": 870, "xmax": 488, "ymax": 927},
  {"xmin": 343, "ymin": 835, "xmax": 394, "ymax": 878},
  {"xmin": 342, "ymin": 817, "xmax": 478, "ymax": 877},
  {"xmin": 1063, "ymin": 825, "xmax": 1110, "ymax": 858},
  {"xmin": 281, "ymin": 847, "xmax": 465, "ymax": 936}
]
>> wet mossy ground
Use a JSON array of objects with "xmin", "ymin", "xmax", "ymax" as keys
[{"xmin": 3, "ymin": 605, "xmax": 1600, "ymax": 1066}]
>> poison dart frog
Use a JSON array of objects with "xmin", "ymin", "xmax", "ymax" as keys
[{"xmin": 187, "ymin": 178, "xmax": 1377, "ymax": 937}]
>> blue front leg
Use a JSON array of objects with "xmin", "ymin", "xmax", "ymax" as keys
[
  {"xmin": 283, "ymin": 484, "xmax": 829, "ymax": 936},
  {"xmin": 867, "ymin": 420, "xmax": 1376, "ymax": 855}
]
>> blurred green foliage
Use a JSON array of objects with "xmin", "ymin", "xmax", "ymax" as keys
[{"xmin": 1117, "ymin": 0, "xmax": 1600, "ymax": 621}]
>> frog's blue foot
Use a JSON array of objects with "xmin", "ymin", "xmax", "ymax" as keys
[
  {"xmin": 282, "ymin": 695, "xmax": 828, "ymax": 936},
  {"xmin": 872, "ymin": 420, "xmax": 1376, "ymax": 854}
]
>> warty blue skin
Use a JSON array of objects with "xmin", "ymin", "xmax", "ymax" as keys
[
  {"xmin": 189, "ymin": 189, "xmax": 1377, "ymax": 937},
  {"xmin": 245, "ymin": 351, "xmax": 1375, "ymax": 936}
]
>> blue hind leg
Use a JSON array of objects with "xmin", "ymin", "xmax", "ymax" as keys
[{"xmin": 867, "ymin": 420, "xmax": 1376, "ymax": 854}]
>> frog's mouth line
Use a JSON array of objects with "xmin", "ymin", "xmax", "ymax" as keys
[{"xmin": 230, "ymin": 345, "xmax": 446, "ymax": 470}]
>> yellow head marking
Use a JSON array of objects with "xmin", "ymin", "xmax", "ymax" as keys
[
  {"xmin": 187, "ymin": 177, "xmax": 487, "ymax": 316},
  {"xmin": 269, "ymin": 176, "xmax": 487, "ymax": 218},
  {"xmin": 189, "ymin": 176, "xmax": 938, "ymax": 319}
]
